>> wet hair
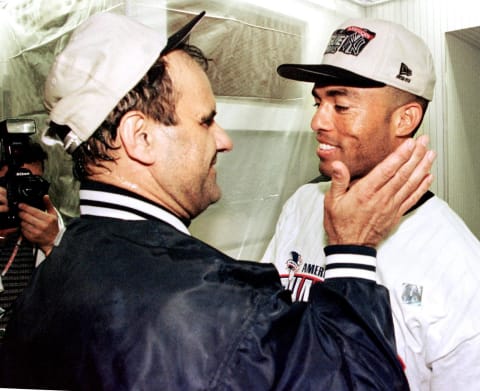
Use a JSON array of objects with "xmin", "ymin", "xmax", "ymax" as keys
[{"xmin": 71, "ymin": 43, "xmax": 209, "ymax": 181}]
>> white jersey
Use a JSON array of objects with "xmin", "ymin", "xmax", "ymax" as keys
[{"xmin": 262, "ymin": 182, "xmax": 480, "ymax": 391}]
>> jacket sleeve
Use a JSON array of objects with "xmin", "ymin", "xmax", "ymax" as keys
[
  {"xmin": 276, "ymin": 244, "xmax": 409, "ymax": 390},
  {"xmin": 220, "ymin": 245, "xmax": 409, "ymax": 391}
]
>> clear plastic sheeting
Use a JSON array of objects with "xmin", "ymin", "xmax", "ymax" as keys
[
  {"xmin": 168, "ymin": 2, "xmax": 304, "ymax": 100},
  {"xmin": 0, "ymin": 0, "xmax": 362, "ymax": 260}
]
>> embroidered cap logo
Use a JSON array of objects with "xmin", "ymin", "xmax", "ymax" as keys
[
  {"xmin": 324, "ymin": 26, "xmax": 376, "ymax": 57},
  {"xmin": 397, "ymin": 62, "xmax": 412, "ymax": 84}
]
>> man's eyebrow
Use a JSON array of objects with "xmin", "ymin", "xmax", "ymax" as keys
[
  {"xmin": 201, "ymin": 110, "xmax": 217, "ymax": 123},
  {"xmin": 311, "ymin": 87, "xmax": 359, "ymax": 99}
]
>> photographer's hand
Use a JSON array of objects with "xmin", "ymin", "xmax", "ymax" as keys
[
  {"xmin": 0, "ymin": 186, "xmax": 18, "ymax": 239},
  {"xmin": 18, "ymin": 195, "xmax": 59, "ymax": 256}
]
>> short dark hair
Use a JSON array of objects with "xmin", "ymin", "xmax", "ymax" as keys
[{"xmin": 71, "ymin": 43, "xmax": 209, "ymax": 181}]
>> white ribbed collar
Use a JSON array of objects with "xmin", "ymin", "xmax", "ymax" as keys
[{"xmin": 79, "ymin": 181, "xmax": 190, "ymax": 236}]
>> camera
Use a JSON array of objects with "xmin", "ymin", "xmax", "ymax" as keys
[{"xmin": 0, "ymin": 119, "xmax": 50, "ymax": 229}]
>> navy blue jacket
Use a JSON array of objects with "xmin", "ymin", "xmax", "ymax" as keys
[{"xmin": 0, "ymin": 213, "xmax": 408, "ymax": 390}]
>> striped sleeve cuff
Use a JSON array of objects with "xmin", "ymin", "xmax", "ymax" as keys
[{"xmin": 324, "ymin": 245, "xmax": 377, "ymax": 281}]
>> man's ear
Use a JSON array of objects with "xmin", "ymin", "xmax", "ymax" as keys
[
  {"xmin": 394, "ymin": 102, "xmax": 423, "ymax": 137},
  {"xmin": 118, "ymin": 111, "xmax": 156, "ymax": 165}
]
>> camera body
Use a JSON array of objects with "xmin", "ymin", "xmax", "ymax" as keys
[{"xmin": 0, "ymin": 119, "xmax": 50, "ymax": 229}]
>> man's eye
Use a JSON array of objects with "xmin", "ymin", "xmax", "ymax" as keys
[
  {"xmin": 202, "ymin": 119, "xmax": 214, "ymax": 127},
  {"xmin": 335, "ymin": 105, "xmax": 349, "ymax": 112},
  {"xmin": 313, "ymin": 102, "xmax": 320, "ymax": 108}
]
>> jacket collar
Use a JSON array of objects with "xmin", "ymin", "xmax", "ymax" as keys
[{"xmin": 79, "ymin": 181, "xmax": 190, "ymax": 235}]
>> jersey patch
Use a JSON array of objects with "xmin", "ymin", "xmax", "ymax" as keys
[
  {"xmin": 281, "ymin": 251, "xmax": 325, "ymax": 302},
  {"xmin": 401, "ymin": 283, "xmax": 423, "ymax": 305}
]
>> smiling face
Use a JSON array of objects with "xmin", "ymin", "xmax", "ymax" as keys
[
  {"xmin": 150, "ymin": 50, "xmax": 233, "ymax": 218},
  {"xmin": 311, "ymin": 84, "xmax": 403, "ymax": 180}
]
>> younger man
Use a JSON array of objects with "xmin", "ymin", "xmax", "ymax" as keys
[{"xmin": 263, "ymin": 18, "xmax": 480, "ymax": 390}]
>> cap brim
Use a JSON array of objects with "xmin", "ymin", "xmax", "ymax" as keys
[
  {"xmin": 277, "ymin": 64, "xmax": 386, "ymax": 88},
  {"xmin": 161, "ymin": 11, "xmax": 206, "ymax": 56}
]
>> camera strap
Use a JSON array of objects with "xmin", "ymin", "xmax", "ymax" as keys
[{"xmin": 0, "ymin": 234, "xmax": 23, "ymax": 293}]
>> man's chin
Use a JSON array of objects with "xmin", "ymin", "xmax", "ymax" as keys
[
  {"xmin": 203, "ymin": 186, "xmax": 222, "ymax": 208},
  {"xmin": 210, "ymin": 189, "xmax": 222, "ymax": 204},
  {"xmin": 320, "ymin": 162, "xmax": 362, "ymax": 181},
  {"xmin": 191, "ymin": 193, "xmax": 221, "ymax": 220},
  {"xmin": 319, "ymin": 164, "xmax": 333, "ymax": 179}
]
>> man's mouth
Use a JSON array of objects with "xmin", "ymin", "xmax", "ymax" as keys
[{"xmin": 318, "ymin": 143, "xmax": 336, "ymax": 151}]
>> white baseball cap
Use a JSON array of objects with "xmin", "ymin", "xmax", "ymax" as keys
[
  {"xmin": 43, "ymin": 11, "xmax": 205, "ymax": 153},
  {"xmin": 277, "ymin": 18, "xmax": 436, "ymax": 101}
]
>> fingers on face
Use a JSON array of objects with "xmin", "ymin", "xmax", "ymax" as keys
[
  {"xmin": 365, "ymin": 136, "xmax": 434, "ymax": 199},
  {"xmin": 360, "ymin": 138, "xmax": 417, "ymax": 194},
  {"xmin": 395, "ymin": 149, "xmax": 436, "ymax": 215}
]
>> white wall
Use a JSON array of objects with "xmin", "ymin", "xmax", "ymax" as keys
[{"xmin": 444, "ymin": 33, "xmax": 480, "ymax": 237}]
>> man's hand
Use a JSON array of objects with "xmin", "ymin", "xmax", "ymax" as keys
[
  {"xmin": 324, "ymin": 135, "xmax": 436, "ymax": 247},
  {"xmin": 18, "ymin": 195, "xmax": 59, "ymax": 256}
]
